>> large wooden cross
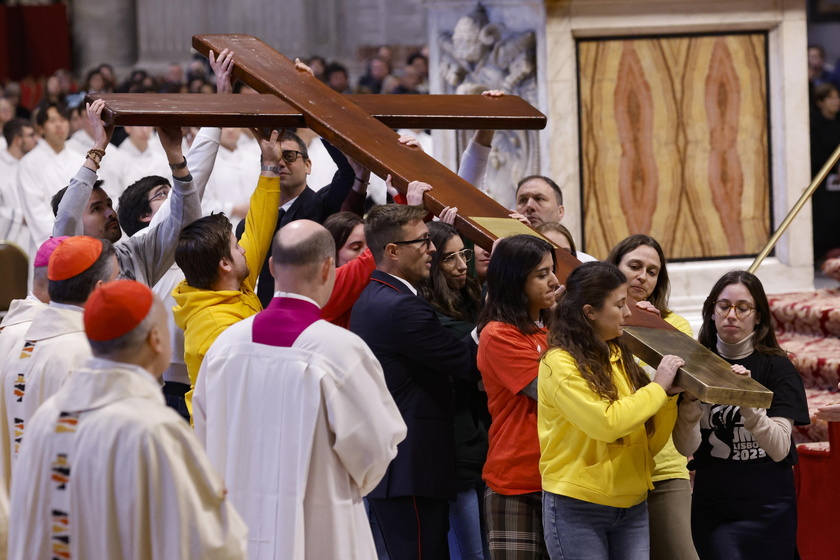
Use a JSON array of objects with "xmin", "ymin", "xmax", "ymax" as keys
[{"xmin": 91, "ymin": 33, "xmax": 771, "ymax": 408}]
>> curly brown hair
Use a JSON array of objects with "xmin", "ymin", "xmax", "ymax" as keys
[{"xmin": 547, "ymin": 262, "xmax": 651, "ymax": 404}]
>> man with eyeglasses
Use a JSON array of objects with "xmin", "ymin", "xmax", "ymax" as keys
[
  {"xmin": 236, "ymin": 129, "xmax": 368, "ymax": 308},
  {"xmin": 350, "ymin": 203, "xmax": 479, "ymax": 560}
]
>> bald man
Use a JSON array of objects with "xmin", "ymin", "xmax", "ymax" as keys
[
  {"xmin": 195, "ymin": 220, "xmax": 405, "ymax": 560},
  {"xmin": 8, "ymin": 280, "xmax": 247, "ymax": 560}
]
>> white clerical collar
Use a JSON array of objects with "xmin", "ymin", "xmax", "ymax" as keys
[
  {"xmin": 716, "ymin": 331, "xmax": 756, "ymax": 360},
  {"xmin": 49, "ymin": 301, "xmax": 85, "ymax": 313},
  {"xmin": 87, "ymin": 356, "xmax": 161, "ymax": 387},
  {"xmin": 273, "ymin": 291, "xmax": 321, "ymax": 309},
  {"xmin": 384, "ymin": 273, "xmax": 418, "ymax": 295}
]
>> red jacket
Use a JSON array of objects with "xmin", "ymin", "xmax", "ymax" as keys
[{"xmin": 321, "ymin": 248, "xmax": 376, "ymax": 328}]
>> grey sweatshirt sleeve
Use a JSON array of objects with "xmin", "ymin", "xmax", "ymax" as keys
[
  {"xmin": 53, "ymin": 166, "xmax": 98, "ymax": 237},
  {"xmin": 457, "ymin": 140, "xmax": 491, "ymax": 188},
  {"xmin": 185, "ymin": 127, "xmax": 221, "ymax": 201},
  {"xmin": 124, "ymin": 173, "xmax": 200, "ymax": 286},
  {"xmin": 672, "ymin": 398, "xmax": 703, "ymax": 456},
  {"xmin": 739, "ymin": 407, "xmax": 794, "ymax": 462},
  {"xmin": 146, "ymin": 127, "xmax": 221, "ymax": 231}
]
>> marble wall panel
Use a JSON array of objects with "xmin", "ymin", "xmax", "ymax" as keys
[
  {"xmin": 545, "ymin": 0, "xmax": 811, "ymax": 288},
  {"xmin": 578, "ymin": 33, "xmax": 771, "ymax": 260}
]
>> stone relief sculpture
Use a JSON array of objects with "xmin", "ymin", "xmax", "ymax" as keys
[{"xmin": 439, "ymin": 3, "xmax": 539, "ymax": 209}]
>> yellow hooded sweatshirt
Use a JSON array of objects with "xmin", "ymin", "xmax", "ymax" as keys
[
  {"xmin": 172, "ymin": 175, "xmax": 281, "ymax": 417},
  {"xmin": 537, "ymin": 347, "xmax": 677, "ymax": 508}
]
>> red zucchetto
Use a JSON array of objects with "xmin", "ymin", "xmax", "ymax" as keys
[
  {"xmin": 47, "ymin": 236, "xmax": 103, "ymax": 281},
  {"xmin": 84, "ymin": 280, "xmax": 154, "ymax": 342}
]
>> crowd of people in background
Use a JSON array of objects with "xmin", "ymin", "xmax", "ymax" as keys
[
  {"xmin": 0, "ymin": 45, "xmax": 430, "ymax": 127},
  {"xmin": 807, "ymin": 44, "xmax": 840, "ymax": 263}
]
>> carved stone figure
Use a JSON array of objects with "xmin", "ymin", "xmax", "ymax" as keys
[{"xmin": 439, "ymin": 3, "xmax": 539, "ymax": 208}]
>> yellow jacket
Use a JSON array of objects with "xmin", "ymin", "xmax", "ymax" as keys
[
  {"xmin": 172, "ymin": 175, "xmax": 281, "ymax": 417},
  {"xmin": 651, "ymin": 311, "xmax": 693, "ymax": 481},
  {"xmin": 538, "ymin": 348, "xmax": 677, "ymax": 508}
]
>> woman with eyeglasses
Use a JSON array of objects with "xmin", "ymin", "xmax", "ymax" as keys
[
  {"xmin": 419, "ymin": 221, "xmax": 489, "ymax": 560},
  {"xmin": 673, "ymin": 270, "xmax": 808, "ymax": 560},
  {"xmin": 606, "ymin": 234, "xmax": 697, "ymax": 560},
  {"xmin": 538, "ymin": 262, "xmax": 683, "ymax": 560},
  {"xmin": 476, "ymin": 234, "xmax": 561, "ymax": 560}
]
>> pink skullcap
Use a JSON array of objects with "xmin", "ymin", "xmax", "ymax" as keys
[
  {"xmin": 34, "ymin": 236, "xmax": 69, "ymax": 268},
  {"xmin": 84, "ymin": 280, "xmax": 154, "ymax": 342},
  {"xmin": 48, "ymin": 236, "xmax": 103, "ymax": 281}
]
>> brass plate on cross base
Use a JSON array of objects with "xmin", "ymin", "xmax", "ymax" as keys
[
  {"xmin": 623, "ymin": 326, "xmax": 773, "ymax": 408},
  {"xmin": 471, "ymin": 217, "xmax": 584, "ymax": 276},
  {"xmin": 472, "ymin": 217, "xmax": 549, "ymax": 239}
]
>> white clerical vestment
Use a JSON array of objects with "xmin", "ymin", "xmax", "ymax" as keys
[
  {"xmin": 16, "ymin": 142, "xmax": 84, "ymax": 251},
  {"xmin": 117, "ymin": 136, "xmax": 171, "ymax": 191},
  {"xmin": 0, "ymin": 150, "xmax": 31, "ymax": 254},
  {"xmin": 8, "ymin": 357, "xmax": 248, "ymax": 560},
  {"xmin": 201, "ymin": 141, "xmax": 260, "ymax": 217},
  {"xmin": 194, "ymin": 296, "xmax": 406, "ymax": 560},
  {"xmin": 0, "ymin": 303, "xmax": 90, "ymax": 485},
  {"xmin": 0, "ymin": 295, "xmax": 47, "ymax": 486},
  {"xmin": 0, "ymin": 295, "xmax": 46, "ymax": 361},
  {"xmin": 65, "ymin": 129, "xmax": 126, "ymax": 198}
]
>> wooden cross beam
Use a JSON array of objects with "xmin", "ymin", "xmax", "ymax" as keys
[
  {"xmin": 91, "ymin": 93, "xmax": 547, "ymax": 131},
  {"xmin": 92, "ymin": 33, "xmax": 771, "ymax": 408}
]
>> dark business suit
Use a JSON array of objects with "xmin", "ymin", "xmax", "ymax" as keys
[
  {"xmin": 350, "ymin": 270, "xmax": 478, "ymax": 560},
  {"xmin": 236, "ymin": 140, "xmax": 356, "ymax": 308}
]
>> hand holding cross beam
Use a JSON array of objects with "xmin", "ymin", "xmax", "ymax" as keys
[{"xmin": 86, "ymin": 33, "xmax": 773, "ymax": 409}]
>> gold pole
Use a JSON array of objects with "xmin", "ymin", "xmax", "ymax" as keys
[{"xmin": 748, "ymin": 142, "xmax": 840, "ymax": 274}]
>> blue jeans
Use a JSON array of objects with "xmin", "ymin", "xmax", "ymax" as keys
[
  {"xmin": 542, "ymin": 492, "xmax": 650, "ymax": 560},
  {"xmin": 448, "ymin": 487, "xmax": 490, "ymax": 560}
]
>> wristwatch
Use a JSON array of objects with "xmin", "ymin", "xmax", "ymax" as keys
[{"xmin": 169, "ymin": 157, "xmax": 188, "ymax": 171}]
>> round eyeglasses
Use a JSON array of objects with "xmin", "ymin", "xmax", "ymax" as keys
[
  {"xmin": 713, "ymin": 300, "xmax": 755, "ymax": 320},
  {"xmin": 149, "ymin": 188, "xmax": 169, "ymax": 204},
  {"xmin": 441, "ymin": 248, "xmax": 473, "ymax": 266}
]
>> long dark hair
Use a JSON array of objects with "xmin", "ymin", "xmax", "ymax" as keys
[
  {"xmin": 419, "ymin": 222, "xmax": 481, "ymax": 322},
  {"xmin": 697, "ymin": 270, "xmax": 786, "ymax": 357},
  {"xmin": 323, "ymin": 211, "xmax": 364, "ymax": 263},
  {"xmin": 547, "ymin": 262, "xmax": 650, "ymax": 403},
  {"xmin": 606, "ymin": 234, "xmax": 671, "ymax": 316},
  {"xmin": 477, "ymin": 234, "xmax": 556, "ymax": 335}
]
